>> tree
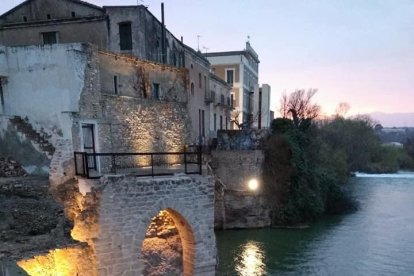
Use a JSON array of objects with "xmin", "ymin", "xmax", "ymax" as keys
[
  {"xmin": 230, "ymin": 110, "xmax": 259, "ymax": 130},
  {"xmin": 335, "ymin": 102, "xmax": 350, "ymax": 117},
  {"xmin": 279, "ymin": 89, "xmax": 320, "ymax": 129}
]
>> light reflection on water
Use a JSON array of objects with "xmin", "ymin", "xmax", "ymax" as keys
[
  {"xmin": 234, "ymin": 241, "xmax": 265, "ymax": 276},
  {"xmin": 217, "ymin": 174, "xmax": 414, "ymax": 275}
]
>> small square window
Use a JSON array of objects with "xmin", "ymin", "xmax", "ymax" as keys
[
  {"xmin": 71, "ymin": 12, "xmax": 76, "ymax": 18},
  {"xmin": 42, "ymin": 32, "xmax": 57, "ymax": 44},
  {"xmin": 47, "ymin": 14, "xmax": 51, "ymax": 19}
]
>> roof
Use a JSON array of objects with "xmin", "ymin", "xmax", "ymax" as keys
[
  {"xmin": 183, "ymin": 44, "xmax": 210, "ymax": 65},
  {"xmin": 205, "ymin": 50, "xmax": 260, "ymax": 63},
  {"xmin": 0, "ymin": 0, "xmax": 104, "ymax": 19}
]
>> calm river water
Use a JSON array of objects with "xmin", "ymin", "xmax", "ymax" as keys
[{"xmin": 216, "ymin": 172, "xmax": 414, "ymax": 275}]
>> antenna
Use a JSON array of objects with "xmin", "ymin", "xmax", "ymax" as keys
[{"xmin": 197, "ymin": 35, "xmax": 201, "ymax": 51}]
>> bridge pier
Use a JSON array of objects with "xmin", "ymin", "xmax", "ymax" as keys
[{"xmin": 94, "ymin": 175, "xmax": 216, "ymax": 276}]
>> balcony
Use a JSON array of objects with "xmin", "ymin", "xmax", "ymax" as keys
[
  {"xmin": 74, "ymin": 146, "xmax": 202, "ymax": 179},
  {"xmin": 205, "ymin": 91, "xmax": 216, "ymax": 104}
]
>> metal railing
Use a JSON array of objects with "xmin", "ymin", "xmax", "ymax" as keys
[{"xmin": 74, "ymin": 145, "xmax": 202, "ymax": 179}]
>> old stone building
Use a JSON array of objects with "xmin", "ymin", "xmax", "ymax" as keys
[
  {"xmin": 0, "ymin": 0, "xmax": 233, "ymax": 144},
  {"xmin": 0, "ymin": 43, "xmax": 191, "ymax": 182},
  {"xmin": 0, "ymin": 42, "xmax": 216, "ymax": 276},
  {"xmin": 0, "ymin": 0, "xmax": 184, "ymax": 67}
]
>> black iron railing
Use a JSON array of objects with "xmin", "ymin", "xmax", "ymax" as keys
[{"xmin": 74, "ymin": 146, "xmax": 202, "ymax": 179}]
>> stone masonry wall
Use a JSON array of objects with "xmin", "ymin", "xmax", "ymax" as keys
[
  {"xmin": 211, "ymin": 150, "xmax": 271, "ymax": 229},
  {"xmin": 211, "ymin": 150, "xmax": 264, "ymax": 191},
  {"xmin": 74, "ymin": 49, "xmax": 192, "ymax": 157},
  {"xmin": 216, "ymin": 129, "xmax": 270, "ymax": 150},
  {"xmin": 95, "ymin": 175, "xmax": 216, "ymax": 276}
]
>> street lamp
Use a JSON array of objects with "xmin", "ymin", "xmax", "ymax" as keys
[{"xmin": 248, "ymin": 178, "xmax": 259, "ymax": 191}]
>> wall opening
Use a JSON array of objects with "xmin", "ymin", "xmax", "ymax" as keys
[{"xmin": 141, "ymin": 208, "xmax": 194, "ymax": 276}]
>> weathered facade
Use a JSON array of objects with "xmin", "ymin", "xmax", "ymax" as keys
[
  {"xmin": 0, "ymin": 0, "xmax": 217, "ymax": 145},
  {"xmin": 208, "ymin": 73, "xmax": 232, "ymax": 138},
  {"xmin": 0, "ymin": 0, "xmax": 107, "ymax": 49},
  {"xmin": 0, "ymin": 43, "xmax": 192, "ymax": 183},
  {"xmin": 184, "ymin": 45, "xmax": 211, "ymax": 144},
  {"xmin": 0, "ymin": 0, "xmax": 184, "ymax": 68},
  {"xmin": 0, "ymin": 42, "xmax": 217, "ymax": 276}
]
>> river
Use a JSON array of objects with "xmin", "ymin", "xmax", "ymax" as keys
[{"xmin": 216, "ymin": 172, "xmax": 414, "ymax": 275}]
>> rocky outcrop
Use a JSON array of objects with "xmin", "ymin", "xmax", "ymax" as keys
[
  {"xmin": 0, "ymin": 157, "xmax": 27, "ymax": 177},
  {"xmin": 220, "ymin": 190, "xmax": 271, "ymax": 229},
  {"xmin": 216, "ymin": 129, "xmax": 270, "ymax": 150},
  {"xmin": 142, "ymin": 210, "xmax": 183, "ymax": 276},
  {"xmin": 0, "ymin": 177, "xmax": 74, "ymax": 261}
]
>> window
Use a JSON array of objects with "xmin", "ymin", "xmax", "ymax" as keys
[
  {"xmin": 153, "ymin": 83, "xmax": 160, "ymax": 99},
  {"xmin": 202, "ymin": 110, "xmax": 205, "ymax": 137},
  {"xmin": 119, "ymin": 22, "xmax": 132, "ymax": 50},
  {"xmin": 227, "ymin": 97, "xmax": 230, "ymax": 106},
  {"xmin": 0, "ymin": 79, "xmax": 4, "ymax": 113},
  {"xmin": 210, "ymin": 91, "xmax": 215, "ymax": 102},
  {"xmin": 204, "ymin": 76, "xmax": 207, "ymax": 93},
  {"xmin": 220, "ymin": 115, "xmax": 223, "ymax": 130},
  {"xmin": 231, "ymin": 94, "xmax": 234, "ymax": 107},
  {"xmin": 190, "ymin": 82, "xmax": 194, "ymax": 96},
  {"xmin": 198, "ymin": 73, "xmax": 202, "ymax": 88},
  {"xmin": 225, "ymin": 116, "xmax": 228, "ymax": 130},
  {"xmin": 42, "ymin": 32, "xmax": 57, "ymax": 44},
  {"xmin": 226, "ymin": 69, "xmax": 234, "ymax": 85},
  {"xmin": 113, "ymin": 76, "xmax": 118, "ymax": 94},
  {"xmin": 71, "ymin": 12, "xmax": 76, "ymax": 18},
  {"xmin": 220, "ymin": 95, "xmax": 225, "ymax": 105},
  {"xmin": 47, "ymin": 14, "xmax": 51, "ymax": 19},
  {"xmin": 214, "ymin": 113, "xmax": 217, "ymax": 131},
  {"xmin": 23, "ymin": 16, "xmax": 27, "ymax": 22},
  {"xmin": 199, "ymin": 109, "xmax": 206, "ymax": 142}
]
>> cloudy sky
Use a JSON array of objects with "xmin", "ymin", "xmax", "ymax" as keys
[{"xmin": 1, "ymin": 0, "xmax": 414, "ymax": 122}]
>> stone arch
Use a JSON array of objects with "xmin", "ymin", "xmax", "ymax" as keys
[
  {"xmin": 95, "ymin": 176, "xmax": 216, "ymax": 276},
  {"xmin": 137, "ymin": 197, "xmax": 197, "ymax": 276}
]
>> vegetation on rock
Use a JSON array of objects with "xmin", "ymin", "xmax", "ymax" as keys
[{"xmin": 264, "ymin": 90, "xmax": 414, "ymax": 225}]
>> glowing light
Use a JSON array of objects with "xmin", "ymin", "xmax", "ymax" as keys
[
  {"xmin": 17, "ymin": 247, "xmax": 96, "ymax": 276},
  {"xmin": 235, "ymin": 241, "xmax": 265, "ymax": 276},
  {"xmin": 248, "ymin": 179, "xmax": 259, "ymax": 191}
]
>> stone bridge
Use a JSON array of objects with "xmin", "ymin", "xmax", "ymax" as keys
[{"xmin": 91, "ymin": 174, "xmax": 216, "ymax": 276}]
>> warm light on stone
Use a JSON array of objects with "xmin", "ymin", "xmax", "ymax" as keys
[
  {"xmin": 17, "ymin": 246, "xmax": 96, "ymax": 276},
  {"xmin": 248, "ymin": 179, "xmax": 259, "ymax": 191}
]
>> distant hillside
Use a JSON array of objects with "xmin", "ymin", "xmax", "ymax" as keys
[{"xmin": 370, "ymin": 112, "xmax": 414, "ymax": 127}]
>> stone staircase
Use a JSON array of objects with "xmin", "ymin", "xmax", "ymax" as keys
[{"xmin": 9, "ymin": 116, "xmax": 55, "ymax": 158}]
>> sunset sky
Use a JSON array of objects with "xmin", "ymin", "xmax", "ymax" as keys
[{"xmin": 1, "ymin": 0, "xmax": 413, "ymax": 124}]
